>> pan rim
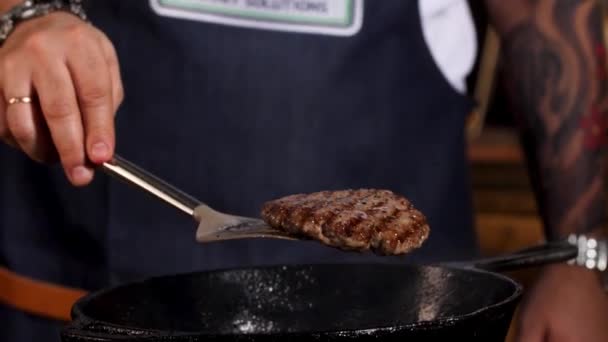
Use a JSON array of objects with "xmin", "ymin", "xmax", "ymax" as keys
[{"xmin": 66, "ymin": 263, "xmax": 523, "ymax": 337}]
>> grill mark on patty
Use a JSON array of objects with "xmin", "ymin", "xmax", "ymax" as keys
[
  {"xmin": 320, "ymin": 192, "xmax": 377, "ymax": 239},
  {"xmin": 292, "ymin": 191, "xmax": 353, "ymax": 237},
  {"xmin": 261, "ymin": 189, "xmax": 430, "ymax": 255},
  {"xmin": 368, "ymin": 198, "xmax": 402, "ymax": 253},
  {"xmin": 348, "ymin": 194, "xmax": 387, "ymax": 243}
]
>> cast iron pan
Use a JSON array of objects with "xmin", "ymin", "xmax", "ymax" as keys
[{"xmin": 60, "ymin": 241, "xmax": 577, "ymax": 341}]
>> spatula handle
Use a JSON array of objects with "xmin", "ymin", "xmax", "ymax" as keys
[{"xmin": 101, "ymin": 154, "xmax": 201, "ymax": 217}]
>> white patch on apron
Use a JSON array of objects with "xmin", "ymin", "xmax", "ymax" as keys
[{"xmin": 150, "ymin": 0, "xmax": 364, "ymax": 36}]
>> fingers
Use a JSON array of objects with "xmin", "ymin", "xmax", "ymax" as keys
[
  {"xmin": 98, "ymin": 31, "xmax": 124, "ymax": 111},
  {"xmin": 4, "ymin": 67, "xmax": 34, "ymax": 153},
  {"xmin": 0, "ymin": 93, "xmax": 18, "ymax": 148},
  {"xmin": 29, "ymin": 104, "xmax": 59, "ymax": 163},
  {"xmin": 3, "ymin": 66, "xmax": 58, "ymax": 162},
  {"xmin": 32, "ymin": 63, "xmax": 93, "ymax": 185},
  {"xmin": 0, "ymin": 15, "xmax": 121, "ymax": 186},
  {"xmin": 5, "ymin": 96, "xmax": 56, "ymax": 162},
  {"xmin": 67, "ymin": 34, "xmax": 115, "ymax": 165}
]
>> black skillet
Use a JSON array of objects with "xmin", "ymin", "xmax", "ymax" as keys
[
  {"xmin": 60, "ymin": 241, "xmax": 578, "ymax": 342},
  {"xmin": 61, "ymin": 155, "xmax": 580, "ymax": 341}
]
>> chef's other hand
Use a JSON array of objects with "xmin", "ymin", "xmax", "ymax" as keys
[
  {"xmin": 0, "ymin": 12, "xmax": 123, "ymax": 186},
  {"xmin": 516, "ymin": 264, "xmax": 608, "ymax": 342}
]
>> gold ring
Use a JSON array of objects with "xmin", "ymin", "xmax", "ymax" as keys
[{"xmin": 7, "ymin": 96, "xmax": 33, "ymax": 105}]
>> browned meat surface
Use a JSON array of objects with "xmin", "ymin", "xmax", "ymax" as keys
[{"xmin": 260, "ymin": 189, "xmax": 430, "ymax": 255}]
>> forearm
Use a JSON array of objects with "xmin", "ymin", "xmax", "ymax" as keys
[{"xmin": 492, "ymin": 0, "xmax": 608, "ymax": 240}]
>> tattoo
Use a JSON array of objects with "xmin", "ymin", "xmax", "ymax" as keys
[{"xmin": 502, "ymin": 0, "xmax": 607, "ymax": 239}]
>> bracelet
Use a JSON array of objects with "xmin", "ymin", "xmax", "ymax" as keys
[
  {"xmin": 567, "ymin": 234, "xmax": 608, "ymax": 271},
  {"xmin": 567, "ymin": 234, "xmax": 608, "ymax": 291},
  {"xmin": 0, "ymin": 0, "xmax": 88, "ymax": 47}
]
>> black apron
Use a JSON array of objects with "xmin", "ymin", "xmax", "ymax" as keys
[
  {"xmin": 96, "ymin": 0, "xmax": 478, "ymax": 280},
  {"xmin": 0, "ymin": 1, "xmax": 477, "ymax": 340}
]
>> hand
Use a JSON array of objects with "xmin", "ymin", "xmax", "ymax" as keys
[
  {"xmin": 0, "ymin": 12, "xmax": 123, "ymax": 186},
  {"xmin": 516, "ymin": 264, "xmax": 608, "ymax": 341}
]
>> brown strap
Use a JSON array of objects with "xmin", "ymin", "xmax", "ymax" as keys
[
  {"xmin": 466, "ymin": 24, "xmax": 500, "ymax": 141},
  {"xmin": 0, "ymin": 266, "xmax": 88, "ymax": 321}
]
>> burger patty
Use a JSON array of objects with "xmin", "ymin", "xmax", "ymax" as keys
[{"xmin": 260, "ymin": 189, "xmax": 430, "ymax": 255}]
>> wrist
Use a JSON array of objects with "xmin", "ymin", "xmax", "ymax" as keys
[
  {"xmin": 0, "ymin": 0, "xmax": 25, "ymax": 13},
  {"xmin": 542, "ymin": 263, "xmax": 605, "ymax": 289},
  {"xmin": 544, "ymin": 263, "xmax": 599, "ymax": 279},
  {"xmin": 0, "ymin": 0, "xmax": 88, "ymax": 46}
]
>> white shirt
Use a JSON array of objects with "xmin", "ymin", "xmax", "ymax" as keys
[{"xmin": 419, "ymin": 0, "xmax": 478, "ymax": 94}]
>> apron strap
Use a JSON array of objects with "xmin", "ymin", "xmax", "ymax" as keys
[{"xmin": 0, "ymin": 266, "xmax": 88, "ymax": 321}]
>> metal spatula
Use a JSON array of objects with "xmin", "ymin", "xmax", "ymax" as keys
[{"xmin": 101, "ymin": 154, "xmax": 296, "ymax": 242}]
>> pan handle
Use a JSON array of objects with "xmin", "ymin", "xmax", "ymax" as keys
[
  {"xmin": 466, "ymin": 241, "xmax": 578, "ymax": 272},
  {"xmin": 101, "ymin": 154, "xmax": 201, "ymax": 217}
]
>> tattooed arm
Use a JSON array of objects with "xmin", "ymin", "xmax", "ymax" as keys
[
  {"xmin": 485, "ymin": 0, "xmax": 607, "ymax": 242},
  {"xmin": 484, "ymin": 1, "xmax": 608, "ymax": 340}
]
